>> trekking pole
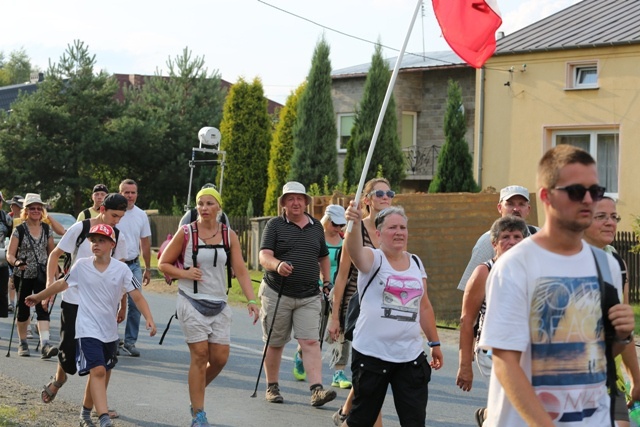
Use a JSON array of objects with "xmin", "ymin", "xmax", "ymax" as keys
[
  {"xmin": 250, "ymin": 263, "xmax": 290, "ymax": 398},
  {"xmin": 6, "ymin": 261, "xmax": 26, "ymax": 357},
  {"xmin": 318, "ymin": 289, "xmax": 331, "ymax": 351}
]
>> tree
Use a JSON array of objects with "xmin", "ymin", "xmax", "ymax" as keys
[
  {"xmin": 428, "ymin": 80, "xmax": 478, "ymax": 193},
  {"xmin": 288, "ymin": 36, "xmax": 338, "ymax": 187},
  {"xmin": 217, "ymin": 77, "xmax": 271, "ymax": 217},
  {"xmin": 120, "ymin": 47, "xmax": 226, "ymax": 212},
  {"xmin": 0, "ymin": 47, "xmax": 34, "ymax": 86},
  {"xmin": 263, "ymin": 83, "xmax": 306, "ymax": 216},
  {"xmin": 343, "ymin": 43, "xmax": 405, "ymax": 188},
  {"xmin": 0, "ymin": 40, "xmax": 122, "ymax": 213}
]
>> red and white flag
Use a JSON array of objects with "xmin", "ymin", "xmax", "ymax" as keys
[{"xmin": 432, "ymin": 0, "xmax": 502, "ymax": 68}]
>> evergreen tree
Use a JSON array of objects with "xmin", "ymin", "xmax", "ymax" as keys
[
  {"xmin": 288, "ymin": 36, "xmax": 338, "ymax": 187},
  {"xmin": 428, "ymin": 80, "xmax": 478, "ymax": 193},
  {"xmin": 264, "ymin": 82, "xmax": 306, "ymax": 216},
  {"xmin": 217, "ymin": 77, "xmax": 271, "ymax": 217},
  {"xmin": 343, "ymin": 43, "xmax": 405, "ymax": 188},
  {"xmin": 121, "ymin": 47, "xmax": 226, "ymax": 212},
  {"xmin": 0, "ymin": 40, "xmax": 122, "ymax": 213},
  {"xmin": 0, "ymin": 47, "xmax": 34, "ymax": 86}
]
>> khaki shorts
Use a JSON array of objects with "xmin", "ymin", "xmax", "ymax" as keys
[
  {"xmin": 177, "ymin": 293, "xmax": 232, "ymax": 345},
  {"xmin": 259, "ymin": 281, "xmax": 321, "ymax": 347}
]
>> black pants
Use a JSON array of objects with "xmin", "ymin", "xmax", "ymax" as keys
[
  {"xmin": 59, "ymin": 301, "xmax": 79, "ymax": 375},
  {"xmin": 0, "ymin": 266, "xmax": 8, "ymax": 318},
  {"xmin": 15, "ymin": 276, "xmax": 48, "ymax": 323}
]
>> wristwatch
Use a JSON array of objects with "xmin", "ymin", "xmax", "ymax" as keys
[{"xmin": 616, "ymin": 332, "xmax": 634, "ymax": 345}]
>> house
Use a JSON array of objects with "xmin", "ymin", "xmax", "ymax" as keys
[
  {"xmin": 331, "ymin": 50, "xmax": 475, "ymax": 192},
  {"xmin": 476, "ymin": 0, "xmax": 640, "ymax": 230},
  {"xmin": 0, "ymin": 72, "xmax": 43, "ymax": 112}
]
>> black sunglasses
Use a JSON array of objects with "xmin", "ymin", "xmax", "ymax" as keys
[
  {"xmin": 553, "ymin": 184, "xmax": 606, "ymax": 202},
  {"xmin": 330, "ymin": 221, "xmax": 343, "ymax": 228},
  {"xmin": 369, "ymin": 190, "xmax": 395, "ymax": 199}
]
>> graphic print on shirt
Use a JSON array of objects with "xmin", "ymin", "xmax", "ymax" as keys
[
  {"xmin": 530, "ymin": 275, "xmax": 606, "ymax": 423},
  {"xmin": 381, "ymin": 274, "xmax": 423, "ymax": 322}
]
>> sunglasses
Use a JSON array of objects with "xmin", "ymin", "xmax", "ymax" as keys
[
  {"xmin": 330, "ymin": 221, "xmax": 343, "ymax": 228},
  {"xmin": 28, "ymin": 206, "xmax": 43, "ymax": 212},
  {"xmin": 369, "ymin": 190, "xmax": 395, "ymax": 199},
  {"xmin": 593, "ymin": 213, "xmax": 621, "ymax": 223},
  {"xmin": 553, "ymin": 184, "xmax": 605, "ymax": 202}
]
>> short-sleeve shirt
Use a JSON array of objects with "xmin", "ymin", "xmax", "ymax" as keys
[
  {"xmin": 76, "ymin": 207, "xmax": 99, "ymax": 221},
  {"xmin": 67, "ymin": 257, "xmax": 138, "ymax": 343},
  {"xmin": 260, "ymin": 213, "xmax": 329, "ymax": 298},
  {"xmin": 117, "ymin": 205, "xmax": 151, "ymax": 261}
]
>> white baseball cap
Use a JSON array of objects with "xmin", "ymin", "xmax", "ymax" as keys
[{"xmin": 499, "ymin": 185, "xmax": 530, "ymax": 202}]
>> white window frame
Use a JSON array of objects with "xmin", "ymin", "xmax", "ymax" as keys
[
  {"xmin": 565, "ymin": 60, "xmax": 599, "ymax": 90},
  {"xmin": 551, "ymin": 128, "xmax": 619, "ymax": 196},
  {"xmin": 336, "ymin": 113, "xmax": 355, "ymax": 154}
]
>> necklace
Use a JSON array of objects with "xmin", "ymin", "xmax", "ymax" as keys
[{"xmin": 199, "ymin": 225, "xmax": 219, "ymax": 240}]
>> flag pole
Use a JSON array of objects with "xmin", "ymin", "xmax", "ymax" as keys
[{"xmin": 347, "ymin": 0, "xmax": 422, "ymax": 232}]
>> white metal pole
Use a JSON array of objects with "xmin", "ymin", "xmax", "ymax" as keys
[{"xmin": 347, "ymin": 0, "xmax": 422, "ymax": 232}]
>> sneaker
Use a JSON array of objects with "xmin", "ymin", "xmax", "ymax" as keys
[
  {"xmin": 331, "ymin": 370, "xmax": 352, "ymax": 389},
  {"xmin": 265, "ymin": 383, "xmax": 284, "ymax": 403},
  {"xmin": 7, "ymin": 303, "xmax": 14, "ymax": 313},
  {"xmin": 41, "ymin": 343, "xmax": 59, "ymax": 359},
  {"xmin": 18, "ymin": 342, "xmax": 30, "ymax": 357},
  {"xmin": 78, "ymin": 418, "xmax": 96, "ymax": 427},
  {"xmin": 191, "ymin": 410, "xmax": 211, "ymax": 427},
  {"xmin": 310, "ymin": 385, "xmax": 336, "ymax": 407},
  {"xmin": 332, "ymin": 408, "xmax": 347, "ymax": 426},
  {"xmin": 122, "ymin": 343, "xmax": 140, "ymax": 357},
  {"xmin": 293, "ymin": 350, "xmax": 306, "ymax": 381}
]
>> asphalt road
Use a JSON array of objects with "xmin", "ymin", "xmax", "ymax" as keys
[{"xmin": 0, "ymin": 291, "xmax": 488, "ymax": 426}]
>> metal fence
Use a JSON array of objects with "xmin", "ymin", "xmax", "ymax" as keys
[{"xmin": 613, "ymin": 231, "xmax": 640, "ymax": 303}]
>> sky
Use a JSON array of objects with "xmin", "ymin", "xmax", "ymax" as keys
[{"xmin": 2, "ymin": 0, "xmax": 581, "ymax": 105}]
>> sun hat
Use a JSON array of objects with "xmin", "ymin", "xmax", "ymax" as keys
[
  {"xmin": 23, "ymin": 193, "xmax": 44, "ymax": 207},
  {"xmin": 281, "ymin": 181, "xmax": 312, "ymax": 206},
  {"xmin": 323, "ymin": 204, "xmax": 347, "ymax": 226},
  {"xmin": 0, "ymin": 192, "xmax": 3, "ymax": 202},
  {"xmin": 499, "ymin": 185, "xmax": 530, "ymax": 202},
  {"xmin": 87, "ymin": 223, "xmax": 116, "ymax": 243},
  {"xmin": 102, "ymin": 193, "xmax": 128, "ymax": 211},
  {"xmin": 8, "ymin": 195, "xmax": 24, "ymax": 208},
  {"xmin": 93, "ymin": 184, "xmax": 109, "ymax": 194},
  {"xmin": 196, "ymin": 188, "xmax": 222, "ymax": 207}
]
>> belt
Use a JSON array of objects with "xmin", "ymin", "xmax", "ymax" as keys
[{"xmin": 125, "ymin": 257, "xmax": 139, "ymax": 265}]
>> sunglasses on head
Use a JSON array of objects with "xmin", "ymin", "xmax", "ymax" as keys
[
  {"xmin": 369, "ymin": 190, "xmax": 395, "ymax": 199},
  {"xmin": 553, "ymin": 184, "xmax": 605, "ymax": 202}
]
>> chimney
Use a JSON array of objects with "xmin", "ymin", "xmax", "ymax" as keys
[
  {"xmin": 30, "ymin": 72, "xmax": 44, "ymax": 83},
  {"xmin": 497, "ymin": 31, "xmax": 505, "ymax": 39}
]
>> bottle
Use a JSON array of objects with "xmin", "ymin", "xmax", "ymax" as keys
[{"xmin": 626, "ymin": 381, "xmax": 640, "ymax": 425}]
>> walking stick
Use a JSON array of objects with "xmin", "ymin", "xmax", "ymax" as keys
[
  {"xmin": 6, "ymin": 261, "xmax": 26, "ymax": 357},
  {"xmin": 318, "ymin": 289, "xmax": 331, "ymax": 351},
  {"xmin": 250, "ymin": 263, "xmax": 290, "ymax": 398}
]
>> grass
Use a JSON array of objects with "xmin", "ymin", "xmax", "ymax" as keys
[
  {"xmin": 633, "ymin": 304, "xmax": 640, "ymax": 336},
  {"xmin": 0, "ymin": 406, "xmax": 19, "ymax": 426}
]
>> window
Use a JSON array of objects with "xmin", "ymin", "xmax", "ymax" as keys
[
  {"xmin": 337, "ymin": 114, "xmax": 355, "ymax": 153},
  {"xmin": 401, "ymin": 112, "xmax": 417, "ymax": 150},
  {"xmin": 566, "ymin": 61, "xmax": 598, "ymax": 89},
  {"xmin": 553, "ymin": 130, "xmax": 619, "ymax": 193}
]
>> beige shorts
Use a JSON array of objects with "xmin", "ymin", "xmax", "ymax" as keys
[
  {"xmin": 258, "ymin": 281, "xmax": 321, "ymax": 347},
  {"xmin": 176, "ymin": 293, "xmax": 232, "ymax": 345}
]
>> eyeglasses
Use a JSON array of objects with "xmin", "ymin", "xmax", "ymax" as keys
[
  {"xmin": 553, "ymin": 184, "xmax": 605, "ymax": 202},
  {"xmin": 593, "ymin": 213, "xmax": 621, "ymax": 223},
  {"xmin": 330, "ymin": 221, "xmax": 343, "ymax": 228},
  {"xmin": 28, "ymin": 206, "xmax": 43, "ymax": 212},
  {"xmin": 369, "ymin": 190, "xmax": 395, "ymax": 199}
]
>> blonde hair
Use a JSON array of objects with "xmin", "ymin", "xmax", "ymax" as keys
[{"xmin": 20, "ymin": 205, "xmax": 49, "ymax": 221}]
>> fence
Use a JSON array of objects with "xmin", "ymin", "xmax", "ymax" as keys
[{"xmin": 613, "ymin": 231, "xmax": 640, "ymax": 303}]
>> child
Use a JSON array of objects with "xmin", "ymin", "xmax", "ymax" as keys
[{"xmin": 26, "ymin": 224, "xmax": 157, "ymax": 427}]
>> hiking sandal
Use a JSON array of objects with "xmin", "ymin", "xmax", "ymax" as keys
[
  {"xmin": 41, "ymin": 374, "xmax": 67, "ymax": 403},
  {"xmin": 91, "ymin": 409, "xmax": 119, "ymax": 419}
]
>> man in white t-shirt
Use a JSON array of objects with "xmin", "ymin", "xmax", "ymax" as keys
[
  {"xmin": 479, "ymin": 145, "xmax": 635, "ymax": 426},
  {"xmin": 117, "ymin": 179, "xmax": 152, "ymax": 357}
]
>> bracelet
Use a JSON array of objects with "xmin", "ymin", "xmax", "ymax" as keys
[
  {"xmin": 247, "ymin": 299, "xmax": 257, "ymax": 305},
  {"xmin": 276, "ymin": 261, "xmax": 283, "ymax": 272},
  {"xmin": 428, "ymin": 341, "xmax": 441, "ymax": 348}
]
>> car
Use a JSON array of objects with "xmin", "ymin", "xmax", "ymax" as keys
[{"xmin": 47, "ymin": 212, "xmax": 77, "ymax": 245}]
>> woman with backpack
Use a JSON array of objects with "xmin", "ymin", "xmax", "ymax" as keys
[
  {"xmin": 158, "ymin": 187, "xmax": 259, "ymax": 427},
  {"xmin": 5, "ymin": 193, "xmax": 57, "ymax": 358}
]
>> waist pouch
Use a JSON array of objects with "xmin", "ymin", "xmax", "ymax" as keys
[{"xmin": 179, "ymin": 288, "xmax": 226, "ymax": 317}]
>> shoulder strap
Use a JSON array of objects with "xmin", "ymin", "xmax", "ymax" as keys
[
  {"xmin": 411, "ymin": 254, "xmax": 421, "ymax": 269},
  {"xmin": 42, "ymin": 222, "xmax": 50, "ymax": 240},
  {"xmin": 527, "ymin": 225, "xmax": 538, "ymax": 236},
  {"xmin": 189, "ymin": 208, "xmax": 197, "ymax": 224},
  {"xmin": 220, "ymin": 223, "xmax": 232, "ymax": 293},
  {"xmin": 82, "ymin": 208, "xmax": 91, "ymax": 220},
  {"xmin": 359, "ymin": 253, "xmax": 382, "ymax": 303},
  {"xmin": 190, "ymin": 221, "xmax": 199, "ymax": 293},
  {"xmin": 591, "ymin": 246, "xmax": 613, "ymax": 285},
  {"xmin": 17, "ymin": 223, "xmax": 26, "ymax": 256}
]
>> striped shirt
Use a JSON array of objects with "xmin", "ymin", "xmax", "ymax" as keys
[{"xmin": 261, "ymin": 213, "xmax": 329, "ymax": 298}]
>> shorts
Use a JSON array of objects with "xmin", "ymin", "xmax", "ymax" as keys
[
  {"xmin": 59, "ymin": 301, "xmax": 79, "ymax": 375},
  {"xmin": 347, "ymin": 349, "xmax": 431, "ymax": 427},
  {"xmin": 76, "ymin": 337, "xmax": 118, "ymax": 376},
  {"xmin": 259, "ymin": 281, "xmax": 321, "ymax": 347},
  {"xmin": 177, "ymin": 293, "xmax": 232, "ymax": 345}
]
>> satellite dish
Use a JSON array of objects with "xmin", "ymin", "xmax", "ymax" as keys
[{"xmin": 198, "ymin": 127, "xmax": 221, "ymax": 147}]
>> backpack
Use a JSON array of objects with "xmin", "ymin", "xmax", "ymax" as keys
[
  {"xmin": 0, "ymin": 210, "xmax": 12, "ymax": 239},
  {"xmin": 81, "ymin": 208, "xmax": 91, "ymax": 220},
  {"xmin": 16, "ymin": 222, "xmax": 50, "ymax": 256},
  {"xmin": 61, "ymin": 219, "xmax": 120, "ymax": 274}
]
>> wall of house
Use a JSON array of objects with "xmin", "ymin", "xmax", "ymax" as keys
[{"xmin": 476, "ymin": 44, "xmax": 640, "ymax": 231}]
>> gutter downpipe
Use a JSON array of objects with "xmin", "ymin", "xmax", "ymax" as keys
[{"xmin": 477, "ymin": 67, "xmax": 485, "ymax": 189}]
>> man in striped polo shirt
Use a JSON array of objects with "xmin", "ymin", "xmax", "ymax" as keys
[{"xmin": 259, "ymin": 181, "xmax": 336, "ymax": 407}]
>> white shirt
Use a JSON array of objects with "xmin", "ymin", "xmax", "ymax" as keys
[{"xmin": 117, "ymin": 205, "xmax": 151, "ymax": 261}]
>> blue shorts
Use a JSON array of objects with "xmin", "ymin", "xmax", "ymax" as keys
[{"xmin": 76, "ymin": 337, "xmax": 118, "ymax": 376}]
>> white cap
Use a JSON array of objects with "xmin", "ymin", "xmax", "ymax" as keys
[
  {"xmin": 499, "ymin": 185, "xmax": 529, "ymax": 202},
  {"xmin": 323, "ymin": 204, "xmax": 346, "ymax": 225}
]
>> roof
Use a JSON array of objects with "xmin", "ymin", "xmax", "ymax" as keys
[
  {"xmin": 0, "ymin": 82, "xmax": 39, "ymax": 112},
  {"xmin": 332, "ymin": 50, "xmax": 466, "ymax": 78},
  {"xmin": 496, "ymin": 0, "xmax": 640, "ymax": 55}
]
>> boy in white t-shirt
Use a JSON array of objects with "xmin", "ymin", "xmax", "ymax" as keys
[{"xmin": 27, "ymin": 224, "xmax": 157, "ymax": 427}]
